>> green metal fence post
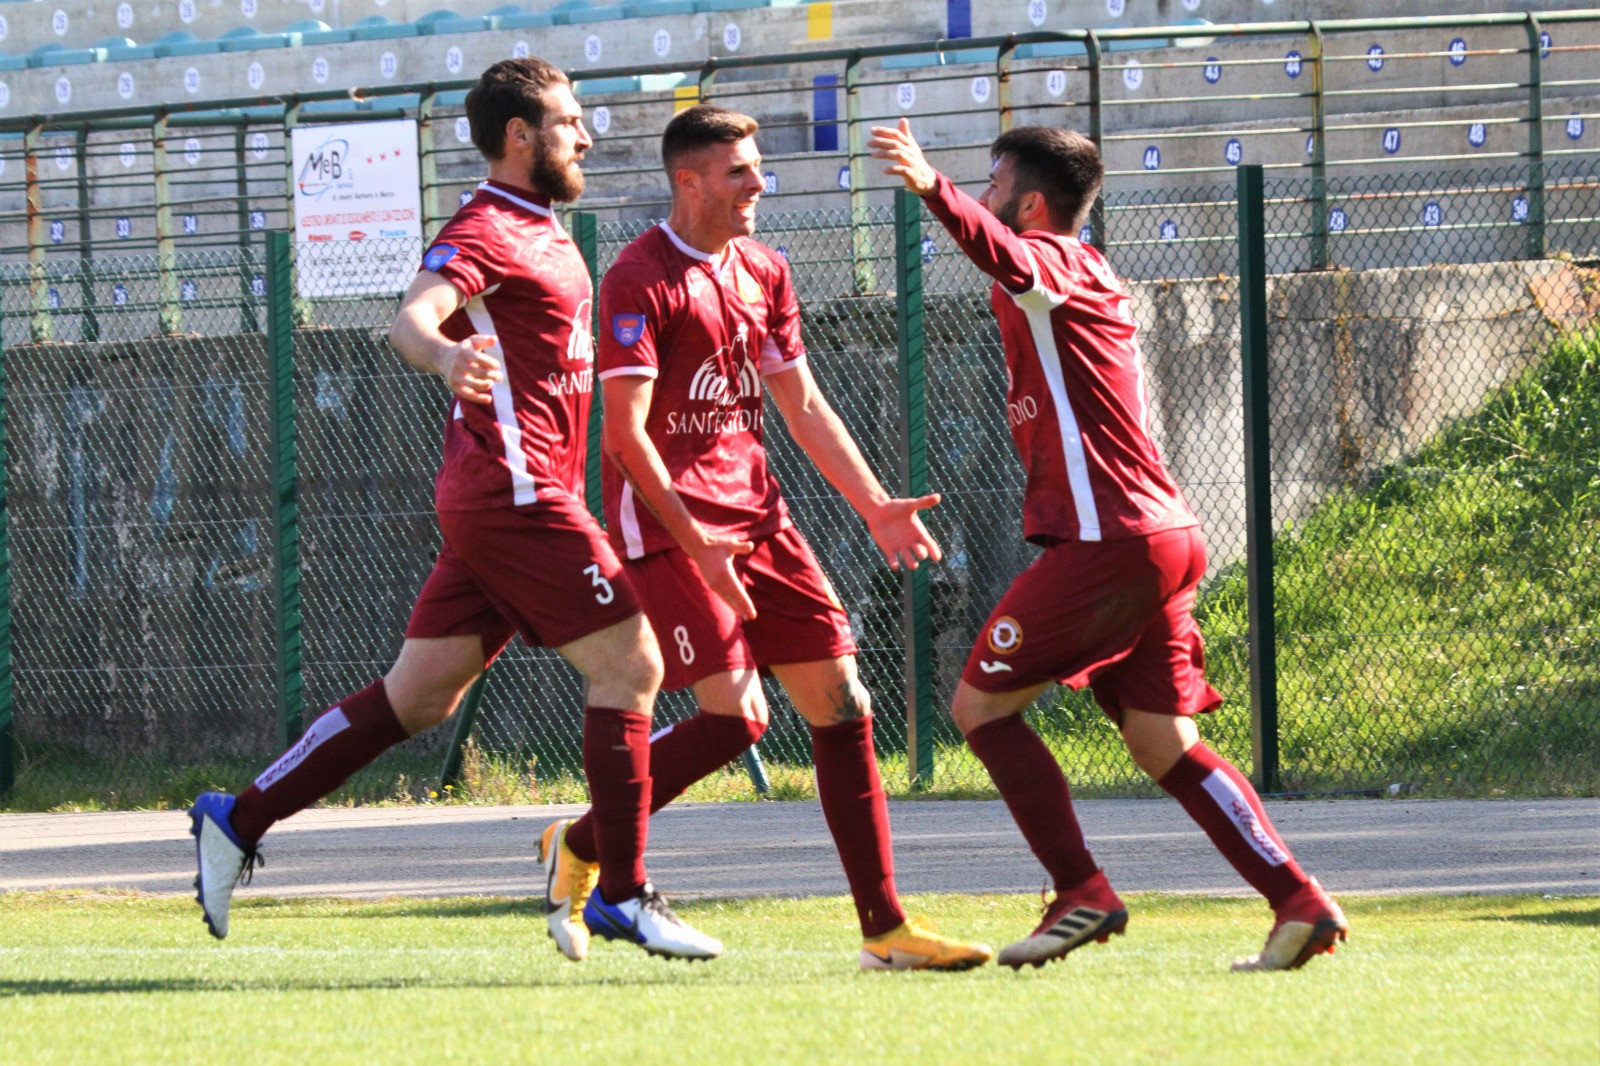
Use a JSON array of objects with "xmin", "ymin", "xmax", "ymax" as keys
[
  {"xmin": 1524, "ymin": 14, "xmax": 1547, "ymax": 259},
  {"xmin": 996, "ymin": 36, "xmax": 1016, "ymax": 133},
  {"xmin": 0, "ymin": 316, "xmax": 13, "ymax": 799},
  {"xmin": 266, "ymin": 231, "xmax": 303, "ymax": 748},
  {"xmin": 1308, "ymin": 23, "xmax": 1329, "ymax": 270},
  {"xmin": 440, "ymin": 672, "xmax": 487, "ymax": 791},
  {"xmin": 895, "ymin": 188, "xmax": 934, "ymax": 788},
  {"xmin": 24, "ymin": 126, "xmax": 52, "ymax": 344},
  {"xmin": 845, "ymin": 52, "xmax": 878, "ymax": 295},
  {"xmin": 572, "ymin": 210, "xmax": 604, "ymax": 519},
  {"xmin": 1236, "ymin": 165, "xmax": 1280, "ymax": 794},
  {"xmin": 418, "ymin": 89, "xmax": 447, "ymax": 242}
]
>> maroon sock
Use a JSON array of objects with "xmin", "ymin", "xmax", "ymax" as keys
[
  {"xmin": 966, "ymin": 715, "xmax": 1100, "ymax": 892},
  {"xmin": 583, "ymin": 704, "xmax": 652, "ymax": 904},
  {"xmin": 1158, "ymin": 743, "xmax": 1309, "ymax": 908},
  {"xmin": 230, "ymin": 680, "xmax": 408, "ymax": 846},
  {"xmin": 566, "ymin": 711, "xmax": 765, "ymax": 864},
  {"xmin": 810, "ymin": 717, "xmax": 906, "ymax": 938}
]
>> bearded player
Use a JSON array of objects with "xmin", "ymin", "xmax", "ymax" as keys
[
  {"xmin": 538, "ymin": 106, "xmax": 991, "ymax": 971},
  {"xmin": 188, "ymin": 58, "xmax": 719, "ymax": 961},
  {"xmin": 869, "ymin": 118, "xmax": 1348, "ymax": 971}
]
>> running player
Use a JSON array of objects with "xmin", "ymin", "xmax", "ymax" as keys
[
  {"xmin": 539, "ymin": 106, "xmax": 991, "ymax": 971},
  {"xmin": 188, "ymin": 58, "xmax": 719, "ymax": 961},
  {"xmin": 868, "ymin": 119, "xmax": 1348, "ymax": 971}
]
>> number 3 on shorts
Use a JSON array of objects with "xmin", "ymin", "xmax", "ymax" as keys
[
  {"xmin": 583, "ymin": 563, "xmax": 614, "ymax": 605},
  {"xmin": 672, "ymin": 624, "xmax": 695, "ymax": 665}
]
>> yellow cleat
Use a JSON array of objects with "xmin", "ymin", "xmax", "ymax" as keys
[
  {"xmin": 539, "ymin": 818, "xmax": 600, "ymax": 962},
  {"xmin": 859, "ymin": 920, "xmax": 994, "ymax": 972}
]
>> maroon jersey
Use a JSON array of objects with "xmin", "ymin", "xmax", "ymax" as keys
[
  {"xmin": 423, "ymin": 180, "xmax": 595, "ymax": 512},
  {"xmin": 924, "ymin": 173, "xmax": 1197, "ymax": 543},
  {"xmin": 597, "ymin": 223, "xmax": 805, "ymax": 559}
]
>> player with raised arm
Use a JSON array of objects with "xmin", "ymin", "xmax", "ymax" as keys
[
  {"xmin": 868, "ymin": 119, "xmax": 1348, "ymax": 972},
  {"xmin": 188, "ymin": 58, "xmax": 720, "ymax": 961},
  {"xmin": 538, "ymin": 105, "xmax": 991, "ymax": 971}
]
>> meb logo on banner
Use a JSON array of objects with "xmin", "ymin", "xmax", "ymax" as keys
[{"xmin": 291, "ymin": 118, "xmax": 423, "ymax": 298}]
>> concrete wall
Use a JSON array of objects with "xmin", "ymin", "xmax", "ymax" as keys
[{"xmin": 8, "ymin": 254, "xmax": 1593, "ymax": 753}]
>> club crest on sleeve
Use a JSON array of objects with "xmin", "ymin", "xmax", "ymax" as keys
[
  {"xmin": 612, "ymin": 312, "xmax": 646, "ymax": 346},
  {"xmin": 423, "ymin": 244, "xmax": 458, "ymax": 272}
]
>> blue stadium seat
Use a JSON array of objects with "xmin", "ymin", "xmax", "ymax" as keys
[
  {"xmin": 350, "ymin": 16, "xmax": 422, "ymax": 40},
  {"xmin": 882, "ymin": 46, "xmax": 997, "ymax": 69},
  {"xmin": 154, "ymin": 32, "xmax": 219, "ymax": 58},
  {"xmin": 25, "ymin": 43, "xmax": 69, "ymax": 68},
  {"xmin": 33, "ymin": 44, "xmax": 106, "ymax": 65},
  {"xmin": 575, "ymin": 72, "xmax": 687, "ymax": 94},
  {"xmin": 100, "ymin": 38, "xmax": 159, "ymax": 60},
  {"xmin": 703, "ymin": 0, "xmax": 800, "ymax": 10},
  {"xmin": 553, "ymin": 3, "xmax": 628, "ymax": 24},
  {"xmin": 419, "ymin": 12, "xmax": 491, "ymax": 35},
  {"xmin": 284, "ymin": 19, "xmax": 354, "ymax": 46},
  {"xmin": 491, "ymin": 8, "xmax": 557, "ymax": 29},
  {"xmin": 624, "ymin": 0, "xmax": 702, "ymax": 15},
  {"xmin": 218, "ymin": 27, "xmax": 291, "ymax": 51},
  {"xmin": 0, "ymin": 53, "xmax": 25, "ymax": 72}
]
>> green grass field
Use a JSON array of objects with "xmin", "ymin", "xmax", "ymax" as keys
[{"xmin": 1, "ymin": 890, "xmax": 1594, "ymax": 1065}]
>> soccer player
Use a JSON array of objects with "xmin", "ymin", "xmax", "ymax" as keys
[
  {"xmin": 868, "ymin": 119, "xmax": 1349, "ymax": 971},
  {"xmin": 187, "ymin": 58, "xmax": 720, "ymax": 961},
  {"xmin": 538, "ymin": 105, "xmax": 992, "ymax": 971}
]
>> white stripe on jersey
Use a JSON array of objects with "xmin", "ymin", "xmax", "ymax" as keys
[
  {"xmin": 477, "ymin": 181, "xmax": 552, "ymax": 217},
  {"xmin": 1011, "ymin": 245, "xmax": 1101, "ymax": 541},
  {"xmin": 619, "ymin": 480, "xmax": 645, "ymax": 559},
  {"xmin": 464, "ymin": 296, "xmax": 539, "ymax": 507}
]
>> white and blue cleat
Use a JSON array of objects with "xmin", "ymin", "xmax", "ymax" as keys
[
  {"xmin": 581, "ymin": 883, "xmax": 722, "ymax": 961},
  {"xmin": 188, "ymin": 791, "xmax": 261, "ymax": 940}
]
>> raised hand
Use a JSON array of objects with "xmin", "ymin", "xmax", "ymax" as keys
[{"xmin": 867, "ymin": 118, "xmax": 938, "ymax": 196}]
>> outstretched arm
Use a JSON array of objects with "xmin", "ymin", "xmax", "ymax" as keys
[
  {"xmin": 602, "ymin": 374, "xmax": 758, "ymax": 620},
  {"xmin": 388, "ymin": 271, "xmax": 504, "ymax": 405},
  {"xmin": 867, "ymin": 118, "xmax": 1036, "ymax": 295},
  {"xmin": 764, "ymin": 361, "xmax": 941, "ymax": 571}
]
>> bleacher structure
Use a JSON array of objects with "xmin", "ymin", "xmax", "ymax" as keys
[{"xmin": 0, "ymin": 1, "xmax": 1595, "ymax": 344}]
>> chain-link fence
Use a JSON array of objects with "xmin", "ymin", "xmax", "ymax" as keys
[{"xmin": 2, "ymin": 157, "xmax": 1597, "ymax": 807}]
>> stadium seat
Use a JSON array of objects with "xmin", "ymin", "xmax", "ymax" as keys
[
  {"xmin": 624, "ymin": 1, "xmax": 703, "ymax": 15},
  {"xmin": 350, "ymin": 16, "xmax": 423, "ymax": 40},
  {"xmin": 487, "ymin": 8, "xmax": 557, "ymax": 29},
  {"xmin": 154, "ymin": 32, "xmax": 220, "ymax": 58},
  {"xmin": 415, "ymin": 10, "xmax": 472, "ymax": 34},
  {"xmin": 283, "ymin": 19, "xmax": 355, "ymax": 46},
  {"xmin": 0, "ymin": 52, "xmax": 26, "ymax": 72},
  {"xmin": 552, "ymin": 3, "xmax": 629, "ymax": 25},
  {"xmin": 24, "ymin": 43, "xmax": 68, "ymax": 67},
  {"xmin": 217, "ymin": 27, "xmax": 292, "ymax": 52}
]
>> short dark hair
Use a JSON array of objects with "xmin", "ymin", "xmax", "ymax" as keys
[
  {"xmin": 990, "ymin": 126, "xmax": 1103, "ymax": 231},
  {"xmin": 465, "ymin": 57, "xmax": 570, "ymax": 161},
  {"xmin": 661, "ymin": 105, "xmax": 759, "ymax": 177}
]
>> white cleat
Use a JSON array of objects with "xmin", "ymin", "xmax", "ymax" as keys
[
  {"xmin": 188, "ymin": 791, "xmax": 261, "ymax": 940},
  {"xmin": 582, "ymin": 883, "xmax": 723, "ymax": 961}
]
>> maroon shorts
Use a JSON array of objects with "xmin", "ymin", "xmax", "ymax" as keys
[
  {"xmin": 960, "ymin": 526, "xmax": 1224, "ymax": 725},
  {"xmin": 406, "ymin": 494, "xmax": 640, "ymax": 665},
  {"xmin": 626, "ymin": 524, "xmax": 857, "ymax": 691}
]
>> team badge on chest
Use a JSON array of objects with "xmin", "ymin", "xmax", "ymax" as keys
[{"xmin": 735, "ymin": 267, "xmax": 762, "ymax": 304}]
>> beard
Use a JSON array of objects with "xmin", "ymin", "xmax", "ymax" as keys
[
  {"xmin": 990, "ymin": 191, "xmax": 1022, "ymax": 234},
  {"xmin": 530, "ymin": 137, "xmax": 584, "ymax": 202}
]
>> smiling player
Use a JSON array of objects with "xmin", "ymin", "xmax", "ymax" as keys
[{"xmin": 539, "ymin": 106, "xmax": 992, "ymax": 971}]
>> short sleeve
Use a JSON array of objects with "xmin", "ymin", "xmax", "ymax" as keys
[
  {"xmin": 422, "ymin": 208, "xmax": 504, "ymax": 301},
  {"xmin": 597, "ymin": 259, "xmax": 664, "ymax": 381},
  {"xmin": 759, "ymin": 255, "xmax": 806, "ymax": 376}
]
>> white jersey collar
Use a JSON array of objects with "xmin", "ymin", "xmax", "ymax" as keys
[
  {"xmin": 478, "ymin": 181, "xmax": 553, "ymax": 218},
  {"xmin": 660, "ymin": 222, "xmax": 733, "ymax": 272}
]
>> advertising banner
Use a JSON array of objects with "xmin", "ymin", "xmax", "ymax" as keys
[{"xmin": 291, "ymin": 119, "xmax": 423, "ymax": 297}]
